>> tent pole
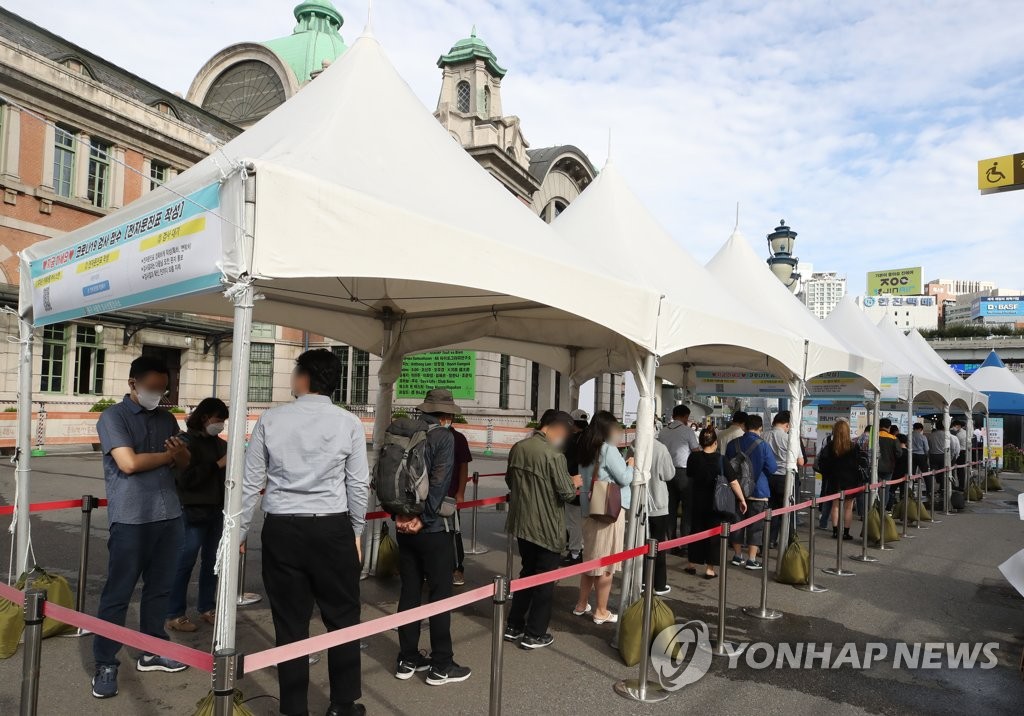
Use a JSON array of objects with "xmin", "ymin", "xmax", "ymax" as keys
[
  {"xmin": 870, "ymin": 392, "xmax": 881, "ymax": 509},
  {"xmin": 363, "ymin": 311, "xmax": 397, "ymax": 576},
  {"xmin": 942, "ymin": 406, "xmax": 951, "ymax": 514},
  {"xmin": 212, "ymin": 170, "xmax": 257, "ymax": 653},
  {"xmin": 906, "ymin": 377, "xmax": 915, "ymax": 502},
  {"xmin": 613, "ymin": 350, "xmax": 655, "ymax": 647},
  {"xmin": 776, "ymin": 340, "xmax": 809, "ymax": 571},
  {"xmin": 13, "ymin": 315, "xmax": 34, "ymax": 575},
  {"xmin": 965, "ymin": 412, "xmax": 975, "ymax": 499}
]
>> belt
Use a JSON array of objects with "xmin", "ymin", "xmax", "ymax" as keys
[{"xmin": 266, "ymin": 511, "xmax": 348, "ymax": 519}]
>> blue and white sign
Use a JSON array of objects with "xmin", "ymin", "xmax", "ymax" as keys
[
  {"xmin": 29, "ymin": 183, "xmax": 225, "ymax": 326},
  {"xmin": 973, "ymin": 297, "xmax": 1024, "ymax": 320}
]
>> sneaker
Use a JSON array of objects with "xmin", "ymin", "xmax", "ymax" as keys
[
  {"xmin": 199, "ymin": 610, "xmax": 215, "ymax": 625},
  {"xmin": 520, "ymin": 634, "xmax": 554, "ymax": 650},
  {"xmin": 654, "ymin": 586, "xmax": 672, "ymax": 596},
  {"xmin": 452, "ymin": 570, "xmax": 465, "ymax": 587},
  {"xmin": 91, "ymin": 664, "xmax": 118, "ymax": 699},
  {"xmin": 730, "ymin": 555, "xmax": 745, "ymax": 567},
  {"xmin": 744, "ymin": 560, "xmax": 763, "ymax": 571},
  {"xmin": 394, "ymin": 654, "xmax": 431, "ymax": 680},
  {"xmin": 136, "ymin": 654, "xmax": 188, "ymax": 673},
  {"xmin": 165, "ymin": 616, "xmax": 197, "ymax": 632},
  {"xmin": 425, "ymin": 662, "xmax": 472, "ymax": 686},
  {"xmin": 503, "ymin": 625, "xmax": 524, "ymax": 642}
]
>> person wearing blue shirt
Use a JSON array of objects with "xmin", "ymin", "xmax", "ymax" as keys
[{"xmin": 725, "ymin": 415, "xmax": 777, "ymax": 570}]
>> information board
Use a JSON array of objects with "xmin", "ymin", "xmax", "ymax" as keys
[
  {"xmin": 395, "ymin": 350, "xmax": 477, "ymax": 401},
  {"xmin": 29, "ymin": 183, "xmax": 225, "ymax": 326}
]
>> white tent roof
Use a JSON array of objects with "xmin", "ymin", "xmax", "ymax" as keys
[
  {"xmin": 872, "ymin": 316, "xmax": 961, "ymax": 407},
  {"xmin": 551, "ymin": 164, "xmax": 814, "ymax": 383},
  {"xmin": 904, "ymin": 329, "xmax": 984, "ymax": 410},
  {"xmin": 20, "ymin": 32, "xmax": 663, "ymax": 380},
  {"xmin": 967, "ymin": 351, "xmax": 1024, "ymax": 394},
  {"xmin": 824, "ymin": 296, "xmax": 947, "ymax": 407},
  {"xmin": 705, "ymin": 230, "xmax": 881, "ymax": 387}
]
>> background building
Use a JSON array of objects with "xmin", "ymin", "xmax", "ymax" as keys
[
  {"xmin": 855, "ymin": 294, "xmax": 938, "ymax": 330},
  {"xmin": 802, "ymin": 269, "xmax": 847, "ymax": 319},
  {"xmin": 0, "ymin": 3, "xmax": 623, "ymax": 420},
  {"xmin": 944, "ymin": 288, "xmax": 1024, "ymax": 327},
  {"xmin": 925, "ymin": 277, "xmax": 996, "ymax": 323}
]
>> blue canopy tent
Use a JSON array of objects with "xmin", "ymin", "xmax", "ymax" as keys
[{"xmin": 966, "ymin": 351, "xmax": 1024, "ymax": 415}]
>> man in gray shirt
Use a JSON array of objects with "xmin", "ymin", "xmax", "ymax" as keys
[
  {"xmin": 242, "ymin": 349, "xmax": 369, "ymax": 716},
  {"xmin": 766, "ymin": 411, "xmax": 804, "ymax": 545},
  {"xmin": 91, "ymin": 356, "xmax": 192, "ymax": 700},
  {"xmin": 657, "ymin": 404, "xmax": 699, "ymax": 541}
]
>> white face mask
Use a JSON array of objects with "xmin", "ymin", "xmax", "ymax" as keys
[
  {"xmin": 439, "ymin": 418, "xmax": 453, "ymax": 429},
  {"xmin": 135, "ymin": 389, "xmax": 163, "ymax": 411},
  {"xmin": 206, "ymin": 422, "xmax": 225, "ymax": 436}
]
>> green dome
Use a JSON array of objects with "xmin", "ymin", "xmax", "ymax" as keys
[
  {"xmin": 437, "ymin": 26, "xmax": 507, "ymax": 78},
  {"xmin": 262, "ymin": 0, "xmax": 347, "ymax": 84}
]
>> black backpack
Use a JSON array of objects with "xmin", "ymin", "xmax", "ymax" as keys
[
  {"xmin": 373, "ymin": 418, "xmax": 438, "ymax": 516},
  {"xmin": 729, "ymin": 438, "xmax": 763, "ymax": 498}
]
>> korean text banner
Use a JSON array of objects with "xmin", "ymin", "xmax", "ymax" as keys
[
  {"xmin": 396, "ymin": 350, "xmax": 477, "ymax": 400},
  {"xmin": 29, "ymin": 183, "xmax": 225, "ymax": 326},
  {"xmin": 866, "ymin": 267, "xmax": 922, "ymax": 296},
  {"xmin": 692, "ymin": 369, "xmax": 870, "ymax": 400}
]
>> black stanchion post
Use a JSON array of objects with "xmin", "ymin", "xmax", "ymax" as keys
[
  {"xmin": 901, "ymin": 480, "xmax": 913, "ymax": 539},
  {"xmin": 466, "ymin": 471, "xmax": 488, "ymax": 555},
  {"xmin": 614, "ymin": 539, "xmax": 668, "ymax": 702},
  {"xmin": 212, "ymin": 648, "xmax": 237, "ymax": 716},
  {"xmin": 743, "ymin": 508, "xmax": 782, "ymax": 620},
  {"xmin": 19, "ymin": 588, "xmax": 46, "ymax": 716},
  {"xmin": 915, "ymin": 475, "xmax": 928, "ymax": 530},
  {"xmin": 65, "ymin": 495, "xmax": 96, "ymax": 638},
  {"xmin": 489, "ymin": 575, "xmax": 508, "ymax": 716},
  {"xmin": 850, "ymin": 490, "xmax": 878, "ymax": 564},
  {"xmin": 796, "ymin": 495, "xmax": 827, "ymax": 592},
  {"xmin": 236, "ymin": 540, "xmax": 262, "ymax": 606},
  {"xmin": 823, "ymin": 493, "xmax": 855, "ymax": 576},
  {"xmin": 702, "ymin": 522, "xmax": 743, "ymax": 658}
]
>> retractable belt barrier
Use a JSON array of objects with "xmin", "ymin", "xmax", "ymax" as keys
[{"xmin": 0, "ymin": 458, "xmax": 993, "ymax": 707}]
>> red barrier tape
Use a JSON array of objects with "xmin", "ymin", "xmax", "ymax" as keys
[
  {"xmin": 774, "ymin": 499, "xmax": 813, "ymax": 517},
  {"xmin": 660, "ymin": 526, "xmax": 723, "ymax": 552},
  {"xmin": 243, "ymin": 584, "xmax": 494, "ymax": 674},
  {"xmin": 42, "ymin": 601, "xmax": 214, "ymax": 672},
  {"xmin": 0, "ymin": 580, "xmax": 24, "ymax": 603},
  {"xmin": 365, "ymin": 495, "xmax": 509, "ymax": 523},
  {"xmin": 511, "ymin": 545, "xmax": 648, "ymax": 592},
  {"xmin": 0, "ymin": 498, "xmax": 108, "ymax": 516},
  {"xmin": 477, "ymin": 472, "xmax": 507, "ymax": 478},
  {"xmin": 844, "ymin": 485, "xmax": 867, "ymax": 497},
  {"xmin": 0, "ymin": 578, "xmax": 212, "ymax": 672},
  {"xmin": 816, "ymin": 492, "xmax": 841, "ymax": 504},
  {"xmin": 731, "ymin": 510, "xmax": 766, "ymax": 531}
]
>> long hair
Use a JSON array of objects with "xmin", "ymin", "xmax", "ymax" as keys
[
  {"xmin": 186, "ymin": 398, "xmax": 229, "ymax": 432},
  {"xmin": 578, "ymin": 410, "xmax": 619, "ymax": 468},
  {"xmin": 831, "ymin": 419, "xmax": 852, "ymax": 457}
]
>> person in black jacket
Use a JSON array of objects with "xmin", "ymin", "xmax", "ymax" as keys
[
  {"xmin": 818, "ymin": 419, "xmax": 863, "ymax": 540},
  {"xmin": 165, "ymin": 398, "xmax": 228, "ymax": 632}
]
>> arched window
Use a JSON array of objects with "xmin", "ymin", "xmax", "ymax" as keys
[
  {"xmin": 202, "ymin": 61, "xmax": 287, "ymax": 125},
  {"xmin": 483, "ymin": 86, "xmax": 491, "ymax": 117},
  {"xmin": 456, "ymin": 81, "xmax": 471, "ymax": 113}
]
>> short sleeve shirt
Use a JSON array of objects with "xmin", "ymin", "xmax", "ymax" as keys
[
  {"xmin": 447, "ymin": 427, "xmax": 472, "ymax": 497},
  {"xmin": 96, "ymin": 395, "xmax": 182, "ymax": 525}
]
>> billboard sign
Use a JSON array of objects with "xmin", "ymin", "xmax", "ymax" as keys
[
  {"xmin": 866, "ymin": 267, "xmax": 923, "ymax": 296},
  {"xmin": 977, "ymin": 154, "xmax": 1024, "ymax": 192},
  {"xmin": 972, "ymin": 297, "xmax": 1024, "ymax": 320}
]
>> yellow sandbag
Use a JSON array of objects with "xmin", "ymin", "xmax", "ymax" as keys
[
  {"xmin": 863, "ymin": 507, "xmax": 881, "ymax": 542},
  {"xmin": 986, "ymin": 474, "xmax": 1002, "ymax": 491},
  {"xmin": 883, "ymin": 513, "xmax": 900, "ymax": 542},
  {"xmin": 892, "ymin": 495, "xmax": 919, "ymax": 523},
  {"xmin": 0, "ymin": 592, "xmax": 23, "ymax": 659},
  {"xmin": 918, "ymin": 502, "xmax": 932, "ymax": 522},
  {"xmin": 375, "ymin": 522, "xmax": 400, "ymax": 579},
  {"xmin": 776, "ymin": 539, "xmax": 809, "ymax": 585},
  {"xmin": 618, "ymin": 596, "xmax": 675, "ymax": 666},
  {"xmin": 968, "ymin": 483, "xmax": 983, "ymax": 501},
  {"xmin": 16, "ymin": 568, "xmax": 75, "ymax": 638},
  {"xmin": 192, "ymin": 690, "xmax": 257, "ymax": 715}
]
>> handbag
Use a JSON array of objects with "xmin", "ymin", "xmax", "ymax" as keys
[
  {"xmin": 713, "ymin": 456, "xmax": 738, "ymax": 520},
  {"xmin": 588, "ymin": 454, "xmax": 622, "ymax": 524}
]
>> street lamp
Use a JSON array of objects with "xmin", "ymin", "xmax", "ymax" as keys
[{"xmin": 767, "ymin": 219, "xmax": 801, "ymax": 293}]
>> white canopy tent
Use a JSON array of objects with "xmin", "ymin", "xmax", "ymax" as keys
[
  {"xmin": 15, "ymin": 30, "xmax": 672, "ymax": 665},
  {"xmin": 704, "ymin": 230, "xmax": 883, "ymax": 555},
  {"xmin": 904, "ymin": 329, "xmax": 984, "ymax": 412}
]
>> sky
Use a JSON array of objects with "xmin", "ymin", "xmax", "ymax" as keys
[{"xmin": 6, "ymin": 0, "xmax": 1023, "ymax": 296}]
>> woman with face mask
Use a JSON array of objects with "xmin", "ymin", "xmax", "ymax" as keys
[
  {"xmin": 166, "ymin": 397, "xmax": 229, "ymax": 632},
  {"xmin": 573, "ymin": 411, "xmax": 633, "ymax": 625}
]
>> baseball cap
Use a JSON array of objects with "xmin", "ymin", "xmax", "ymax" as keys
[{"xmin": 569, "ymin": 409, "xmax": 589, "ymax": 423}]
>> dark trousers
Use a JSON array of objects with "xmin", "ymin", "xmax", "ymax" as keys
[
  {"xmin": 768, "ymin": 473, "xmax": 788, "ymax": 543},
  {"xmin": 648, "ymin": 514, "xmax": 672, "ymax": 588},
  {"xmin": 912, "ymin": 454, "xmax": 929, "ymax": 474},
  {"xmin": 666, "ymin": 468, "xmax": 691, "ymax": 539},
  {"xmin": 507, "ymin": 538, "xmax": 562, "ymax": 638},
  {"xmin": 167, "ymin": 510, "xmax": 223, "ymax": 618},
  {"xmin": 452, "ymin": 510, "xmax": 465, "ymax": 572},
  {"xmin": 955, "ymin": 452, "xmax": 967, "ymax": 490},
  {"xmin": 262, "ymin": 513, "xmax": 361, "ymax": 715},
  {"xmin": 93, "ymin": 517, "xmax": 184, "ymax": 666},
  {"xmin": 397, "ymin": 530, "xmax": 454, "ymax": 668},
  {"xmin": 928, "ymin": 454, "xmax": 946, "ymax": 494}
]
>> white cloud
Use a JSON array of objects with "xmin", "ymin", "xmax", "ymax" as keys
[{"xmin": 6, "ymin": 0, "xmax": 1023, "ymax": 294}]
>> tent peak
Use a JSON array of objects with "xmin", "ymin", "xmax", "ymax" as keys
[{"xmin": 981, "ymin": 350, "xmax": 1006, "ymax": 369}]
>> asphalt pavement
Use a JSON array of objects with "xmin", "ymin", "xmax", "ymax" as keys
[{"xmin": 0, "ymin": 451, "xmax": 1022, "ymax": 715}]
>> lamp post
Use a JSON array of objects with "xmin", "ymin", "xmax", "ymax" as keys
[{"xmin": 767, "ymin": 219, "xmax": 801, "ymax": 293}]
